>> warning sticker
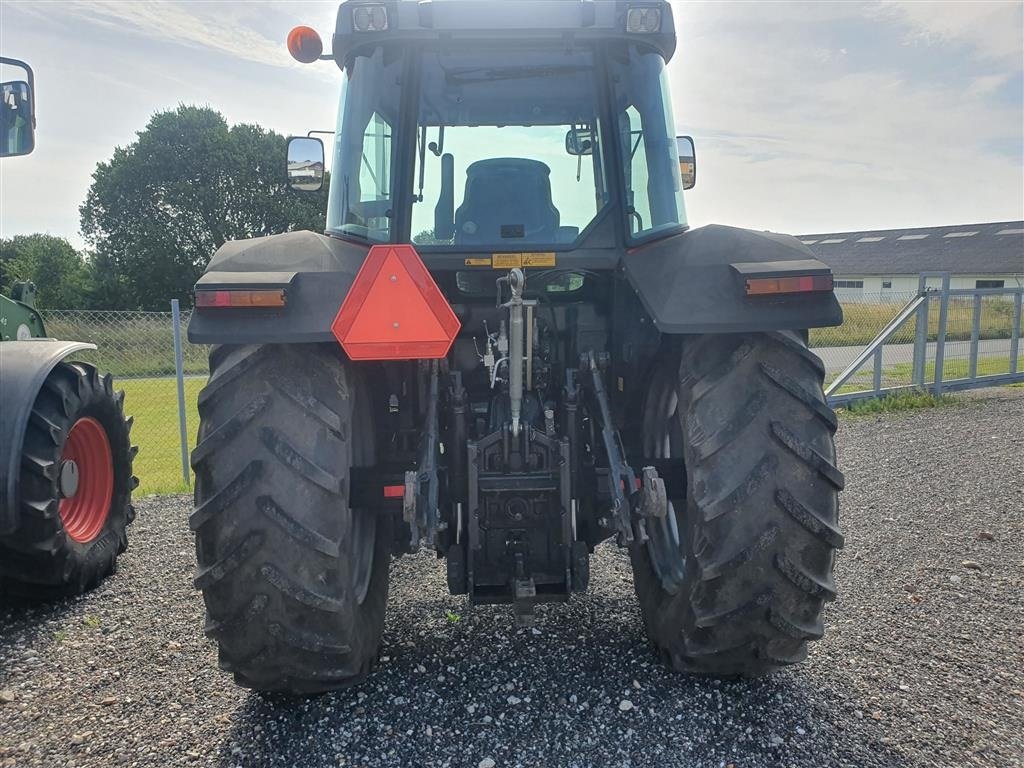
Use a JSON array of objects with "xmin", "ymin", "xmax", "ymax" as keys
[
  {"xmin": 484, "ymin": 253, "xmax": 557, "ymax": 269},
  {"xmin": 491, "ymin": 253, "xmax": 523, "ymax": 269},
  {"xmin": 522, "ymin": 253, "xmax": 556, "ymax": 268}
]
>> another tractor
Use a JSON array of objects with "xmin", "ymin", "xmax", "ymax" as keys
[
  {"xmin": 0, "ymin": 57, "xmax": 136, "ymax": 600},
  {"xmin": 188, "ymin": 1, "xmax": 844, "ymax": 694}
]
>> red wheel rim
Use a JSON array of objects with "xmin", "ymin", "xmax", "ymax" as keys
[{"xmin": 59, "ymin": 417, "xmax": 114, "ymax": 543}]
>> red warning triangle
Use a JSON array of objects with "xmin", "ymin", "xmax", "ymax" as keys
[{"xmin": 333, "ymin": 245, "xmax": 460, "ymax": 360}]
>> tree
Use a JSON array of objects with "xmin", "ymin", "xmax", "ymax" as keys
[
  {"xmin": 0, "ymin": 234, "xmax": 94, "ymax": 309},
  {"xmin": 80, "ymin": 106, "xmax": 329, "ymax": 310}
]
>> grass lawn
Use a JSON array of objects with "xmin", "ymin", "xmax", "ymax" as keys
[
  {"xmin": 839, "ymin": 390, "xmax": 960, "ymax": 417},
  {"xmin": 828, "ymin": 356, "xmax": 1017, "ymax": 395},
  {"xmin": 119, "ymin": 377, "xmax": 204, "ymax": 495},
  {"xmin": 809, "ymin": 297, "xmax": 1018, "ymax": 349}
]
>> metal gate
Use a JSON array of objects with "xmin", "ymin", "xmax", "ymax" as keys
[{"xmin": 825, "ymin": 273, "xmax": 1023, "ymax": 406}]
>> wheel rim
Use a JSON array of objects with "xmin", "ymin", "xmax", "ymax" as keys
[
  {"xmin": 643, "ymin": 367, "xmax": 688, "ymax": 594},
  {"xmin": 59, "ymin": 417, "xmax": 114, "ymax": 543}
]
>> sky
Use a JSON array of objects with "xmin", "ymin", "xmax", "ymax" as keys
[{"xmin": 0, "ymin": 0, "xmax": 1022, "ymax": 249}]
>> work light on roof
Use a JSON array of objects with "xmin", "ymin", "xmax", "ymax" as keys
[
  {"xmin": 626, "ymin": 6, "xmax": 662, "ymax": 34},
  {"xmin": 353, "ymin": 5, "xmax": 389, "ymax": 32}
]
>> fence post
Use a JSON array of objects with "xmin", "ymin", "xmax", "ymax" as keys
[
  {"xmin": 171, "ymin": 300, "xmax": 191, "ymax": 489},
  {"xmin": 872, "ymin": 346, "xmax": 883, "ymax": 395},
  {"xmin": 1011, "ymin": 291, "xmax": 1022, "ymax": 376},
  {"xmin": 912, "ymin": 294, "xmax": 928, "ymax": 388},
  {"xmin": 968, "ymin": 294, "xmax": 982, "ymax": 381},
  {"xmin": 932, "ymin": 276, "xmax": 950, "ymax": 397}
]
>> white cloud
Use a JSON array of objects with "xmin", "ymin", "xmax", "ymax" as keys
[
  {"xmin": 669, "ymin": 1, "xmax": 1023, "ymax": 233},
  {"xmin": 8, "ymin": 0, "xmax": 339, "ymax": 80},
  {"xmin": 877, "ymin": 1, "xmax": 1024, "ymax": 64}
]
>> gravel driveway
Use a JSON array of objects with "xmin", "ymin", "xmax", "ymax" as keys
[{"xmin": 2, "ymin": 390, "xmax": 1022, "ymax": 768}]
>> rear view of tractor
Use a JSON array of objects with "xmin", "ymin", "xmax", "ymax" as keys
[
  {"xmin": 188, "ymin": 0, "xmax": 844, "ymax": 694},
  {"xmin": 0, "ymin": 58, "xmax": 136, "ymax": 600}
]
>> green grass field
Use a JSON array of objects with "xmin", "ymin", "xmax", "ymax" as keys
[
  {"xmin": 828, "ymin": 357, "xmax": 1016, "ymax": 395},
  {"xmin": 809, "ymin": 298, "xmax": 1018, "ymax": 349},
  {"xmin": 120, "ymin": 377, "xmax": 204, "ymax": 495}
]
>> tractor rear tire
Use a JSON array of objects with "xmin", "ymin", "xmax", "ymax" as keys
[
  {"xmin": 0, "ymin": 361, "xmax": 136, "ymax": 600},
  {"xmin": 191, "ymin": 344, "xmax": 390, "ymax": 694},
  {"xmin": 631, "ymin": 331, "xmax": 844, "ymax": 677}
]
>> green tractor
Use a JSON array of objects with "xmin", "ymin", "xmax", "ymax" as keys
[
  {"xmin": 188, "ymin": 1, "xmax": 844, "ymax": 694},
  {"xmin": 0, "ymin": 57, "xmax": 136, "ymax": 600}
]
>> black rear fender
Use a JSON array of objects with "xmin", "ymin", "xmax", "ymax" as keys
[
  {"xmin": 623, "ymin": 224, "xmax": 843, "ymax": 334},
  {"xmin": 187, "ymin": 231, "xmax": 367, "ymax": 345}
]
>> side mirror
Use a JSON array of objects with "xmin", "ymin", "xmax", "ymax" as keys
[
  {"xmin": 676, "ymin": 135, "xmax": 696, "ymax": 190},
  {"xmin": 286, "ymin": 136, "xmax": 325, "ymax": 192},
  {"xmin": 565, "ymin": 127, "xmax": 595, "ymax": 156},
  {"xmin": 0, "ymin": 57, "xmax": 36, "ymax": 158}
]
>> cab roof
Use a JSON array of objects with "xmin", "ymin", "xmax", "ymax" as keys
[{"xmin": 333, "ymin": 0, "xmax": 676, "ymax": 66}]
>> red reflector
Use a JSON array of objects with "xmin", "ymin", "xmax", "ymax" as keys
[
  {"xmin": 383, "ymin": 485, "xmax": 405, "ymax": 499},
  {"xmin": 195, "ymin": 289, "xmax": 286, "ymax": 308},
  {"xmin": 745, "ymin": 274, "xmax": 834, "ymax": 296},
  {"xmin": 333, "ymin": 245, "xmax": 460, "ymax": 360}
]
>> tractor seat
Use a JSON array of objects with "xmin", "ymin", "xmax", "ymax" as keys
[{"xmin": 455, "ymin": 158, "xmax": 561, "ymax": 245}]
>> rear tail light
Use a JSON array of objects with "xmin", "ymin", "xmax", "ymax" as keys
[
  {"xmin": 195, "ymin": 289, "xmax": 287, "ymax": 308},
  {"xmin": 745, "ymin": 275, "xmax": 834, "ymax": 297}
]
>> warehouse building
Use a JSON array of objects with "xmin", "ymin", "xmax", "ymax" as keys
[{"xmin": 799, "ymin": 221, "xmax": 1024, "ymax": 300}]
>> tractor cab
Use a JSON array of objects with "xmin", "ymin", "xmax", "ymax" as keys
[{"xmin": 288, "ymin": 0, "xmax": 694, "ymax": 256}]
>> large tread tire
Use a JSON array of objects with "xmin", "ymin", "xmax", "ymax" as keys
[
  {"xmin": 0, "ymin": 361, "xmax": 136, "ymax": 600},
  {"xmin": 191, "ymin": 344, "xmax": 390, "ymax": 695},
  {"xmin": 631, "ymin": 331, "xmax": 844, "ymax": 677}
]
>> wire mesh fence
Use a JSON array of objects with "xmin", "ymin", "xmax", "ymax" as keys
[
  {"xmin": 36, "ymin": 287, "xmax": 1022, "ymax": 494},
  {"xmin": 40, "ymin": 309, "xmax": 209, "ymax": 495},
  {"xmin": 823, "ymin": 287, "xmax": 1022, "ymax": 399}
]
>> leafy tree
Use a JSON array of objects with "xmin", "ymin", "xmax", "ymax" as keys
[
  {"xmin": 80, "ymin": 106, "xmax": 329, "ymax": 310},
  {"xmin": 0, "ymin": 234, "xmax": 94, "ymax": 309}
]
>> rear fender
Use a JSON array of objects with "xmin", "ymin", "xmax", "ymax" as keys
[
  {"xmin": 187, "ymin": 231, "xmax": 368, "ymax": 345},
  {"xmin": 623, "ymin": 224, "xmax": 843, "ymax": 333},
  {"xmin": 0, "ymin": 340, "xmax": 95, "ymax": 535}
]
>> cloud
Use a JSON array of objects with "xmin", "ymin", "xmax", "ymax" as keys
[
  {"xmin": 9, "ymin": 0, "xmax": 338, "ymax": 80},
  {"xmin": 669, "ymin": 1, "xmax": 1023, "ymax": 232},
  {"xmin": 877, "ymin": 1, "xmax": 1024, "ymax": 65}
]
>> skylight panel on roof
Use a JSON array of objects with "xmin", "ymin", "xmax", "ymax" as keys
[
  {"xmin": 996, "ymin": 228, "xmax": 1024, "ymax": 236},
  {"xmin": 800, "ymin": 240, "xmax": 818, "ymax": 245},
  {"xmin": 898, "ymin": 234, "xmax": 929, "ymax": 240},
  {"xmin": 819, "ymin": 238, "xmax": 846, "ymax": 244},
  {"xmin": 944, "ymin": 231, "xmax": 979, "ymax": 238},
  {"xmin": 857, "ymin": 237, "xmax": 885, "ymax": 243}
]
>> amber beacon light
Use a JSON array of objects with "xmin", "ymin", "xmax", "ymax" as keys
[{"xmin": 287, "ymin": 26, "xmax": 324, "ymax": 63}]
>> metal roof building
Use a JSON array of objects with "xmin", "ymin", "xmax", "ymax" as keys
[{"xmin": 797, "ymin": 221, "xmax": 1023, "ymax": 297}]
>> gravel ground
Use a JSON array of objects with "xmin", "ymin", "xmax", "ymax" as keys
[{"xmin": 2, "ymin": 390, "xmax": 1022, "ymax": 768}]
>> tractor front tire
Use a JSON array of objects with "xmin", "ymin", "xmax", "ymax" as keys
[
  {"xmin": 631, "ymin": 331, "xmax": 844, "ymax": 677},
  {"xmin": 191, "ymin": 344, "xmax": 390, "ymax": 694},
  {"xmin": 0, "ymin": 361, "xmax": 136, "ymax": 601}
]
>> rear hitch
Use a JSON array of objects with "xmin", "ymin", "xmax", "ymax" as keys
[
  {"xmin": 404, "ymin": 361, "xmax": 442, "ymax": 551},
  {"xmin": 582, "ymin": 352, "xmax": 668, "ymax": 547}
]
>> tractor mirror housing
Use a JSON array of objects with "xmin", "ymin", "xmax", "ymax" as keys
[
  {"xmin": 565, "ymin": 128, "xmax": 594, "ymax": 156},
  {"xmin": 0, "ymin": 57, "xmax": 36, "ymax": 158},
  {"xmin": 677, "ymin": 135, "xmax": 696, "ymax": 190},
  {"xmin": 286, "ymin": 136, "xmax": 325, "ymax": 192}
]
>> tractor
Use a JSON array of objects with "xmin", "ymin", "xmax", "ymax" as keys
[
  {"xmin": 188, "ymin": 0, "xmax": 844, "ymax": 694},
  {"xmin": 0, "ymin": 57, "xmax": 136, "ymax": 600}
]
